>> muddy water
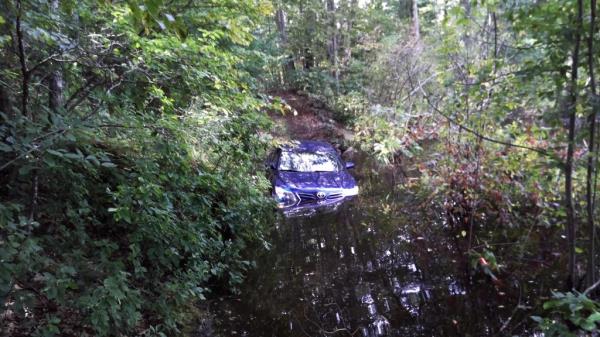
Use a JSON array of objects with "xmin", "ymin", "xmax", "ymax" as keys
[{"xmin": 214, "ymin": 151, "xmax": 546, "ymax": 337}]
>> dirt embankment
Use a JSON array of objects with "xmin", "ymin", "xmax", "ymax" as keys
[{"xmin": 268, "ymin": 91, "xmax": 353, "ymax": 145}]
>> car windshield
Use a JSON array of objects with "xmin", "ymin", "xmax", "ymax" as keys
[{"xmin": 278, "ymin": 151, "xmax": 342, "ymax": 172}]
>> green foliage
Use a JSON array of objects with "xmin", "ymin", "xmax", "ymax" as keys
[
  {"xmin": 355, "ymin": 112, "xmax": 404, "ymax": 164},
  {"xmin": 0, "ymin": 0, "xmax": 274, "ymax": 335},
  {"xmin": 331, "ymin": 91, "xmax": 367, "ymax": 124},
  {"xmin": 354, "ymin": 101, "xmax": 431, "ymax": 164},
  {"xmin": 532, "ymin": 291, "xmax": 600, "ymax": 336},
  {"xmin": 468, "ymin": 249, "xmax": 500, "ymax": 282},
  {"xmin": 347, "ymin": 0, "xmax": 594, "ymax": 230},
  {"xmin": 289, "ymin": 68, "xmax": 337, "ymax": 99},
  {"xmin": 267, "ymin": 0, "xmax": 410, "ymax": 98}
]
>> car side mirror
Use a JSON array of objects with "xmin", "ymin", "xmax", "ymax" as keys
[{"xmin": 345, "ymin": 161, "xmax": 355, "ymax": 169}]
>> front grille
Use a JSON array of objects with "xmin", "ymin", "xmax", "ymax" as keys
[
  {"xmin": 298, "ymin": 192, "xmax": 317, "ymax": 201},
  {"xmin": 297, "ymin": 191, "xmax": 344, "ymax": 203}
]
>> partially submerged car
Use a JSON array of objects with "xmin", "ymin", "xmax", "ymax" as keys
[{"xmin": 266, "ymin": 140, "xmax": 358, "ymax": 209}]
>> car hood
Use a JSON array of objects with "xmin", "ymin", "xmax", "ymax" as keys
[{"xmin": 277, "ymin": 171, "xmax": 355, "ymax": 190}]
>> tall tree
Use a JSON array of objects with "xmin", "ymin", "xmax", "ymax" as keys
[
  {"xmin": 412, "ymin": 0, "xmax": 420, "ymax": 40},
  {"xmin": 586, "ymin": 0, "xmax": 598, "ymax": 288},
  {"xmin": 48, "ymin": 0, "xmax": 64, "ymax": 112},
  {"xmin": 565, "ymin": 0, "xmax": 584, "ymax": 290},
  {"xmin": 327, "ymin": 0, "xmax": 340, "ymax": 94},
  {"xmin": 340, "ymin": 0, "xmax": 357, "ymax": 66},
  {"xmin": 275, "ymin": 5, "xmax": 295, "ymax": 83}
]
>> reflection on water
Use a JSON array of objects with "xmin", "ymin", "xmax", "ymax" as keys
[
  {"xmin": 282, "ymin": 196, "xmax": 354, "ymax": 218},
  {"xmin": 214, "ymin": 152, "xmax": 544, "ymax": 337}
]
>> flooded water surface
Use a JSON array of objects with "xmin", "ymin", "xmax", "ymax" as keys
[{"xmin": 214, "ymin": 151, "xmax": 552, "ymax": 337}]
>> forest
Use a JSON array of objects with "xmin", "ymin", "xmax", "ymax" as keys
[{"xmin": 1, "ymin": 0, "xmax": 600, "ymax": 336}]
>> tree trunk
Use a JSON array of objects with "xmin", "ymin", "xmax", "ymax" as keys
[
  {"xmin": 48, "ymin": 0, "xmax": 64, "ymax": 113},
  {"xmin": 461, "ymin": 0, "xmax": 471, "ymax": 16},
  {"xmin": 275, "ymin": 7, "xmax": 295, "ymax": 83},
  {"xmin": 342, "ymin": 0, "xmax": 357, "ymax": 66},
  {"xmin": 304, "ymin": 48, "xmax": 314, "ymax": 70},
  {"xmin": 492, "ymin": 11, "xmax": 497, "ymax": 60},
  {"xmin": 302, "ymin": 4, "xmax": 315, "ymax": 70},
  {"xmin": 327, "ymin": 0, "xmax": 335, "ymax": 64},
  {"xmin": 586, "ymin": 0, "xmax": 598, "ymax": 288},
  {"xmin": 275, "ymin": 8, "xmax": 288, "ymax": 44},
  {"xmin": 565, "ymin": 0, "xmax": 583, "ymax": 290},
  {"xmin": 16, "ymin": 0, "xmax": 30, "ymax": 119},
  {"xmin": 327, "ymin": 0, "xmax": 339, "ymax": 94},
  {"xmin": 461, "ymin": 0, "xmax": 471, "ymax": 51},
  {"xmin": 0, "ymin": 86, "xmax": 11, "ymax": 117},
  {"xmin": 49, "ymin": 67, "xmax": 64, "ymax": 112},
  {"xmin": 443, "ymin": 0, "xmax": 448, "ymax": 21},
  {"xmin": 412, "ymin": 0, "xmax": 420, "ymax": 41}
]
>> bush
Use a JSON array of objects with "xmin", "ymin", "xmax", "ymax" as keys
[
  {"xmin": 330, "ymin": 91, "xmax": 368, "ymax": 125},
  {"xmin": 0, "ymin": 105, "xmax": 274, "ymax": 336},
  {"xmin": 0, "ymin": 0, "xmax": 275, "ymax": 335},
  {"xmin": 532, "ymin": 291, "xmax": 600, "ymax": 336}
]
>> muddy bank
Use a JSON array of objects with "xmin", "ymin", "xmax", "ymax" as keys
[{"xmin": 268, "ymin": 90, "xmax": 353, "ymax": 144}]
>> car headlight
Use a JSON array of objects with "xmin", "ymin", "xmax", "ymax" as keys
[
  {"xmin": 343, "ymin": 185, "xmax": 359, "ymax": 196},
  {"xmin": 274, "ymin": 186, "xmax": 298, "ymax": 208}
]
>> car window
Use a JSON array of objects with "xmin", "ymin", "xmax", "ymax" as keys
[{"xmin": 278, "ymin": 151, "xmax": 342, "ymax": 172}]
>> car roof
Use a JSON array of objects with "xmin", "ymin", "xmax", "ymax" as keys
[{"xmin": 279, "ymin": 140, "xmax": 337, "ymax": 153}]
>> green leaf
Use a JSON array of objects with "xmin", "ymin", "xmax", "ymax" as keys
[
  {"xmin": 580, "ymin": 320, "xmax": 596, "ymax": 331},
  {"xmin": 47, "ymin": 149, "xmax": 64, "ymax": 157},
  {"xmin": 64, "ymin": 152, "xmax": 83, "ymax": 160},
  {"xmin": 0, "ymin": 142, "xmax": 11, "ymax": 152},
  {"xmin": 85, "ymin": 155, "xmax": 101, "ymax": 165},
  {"xmin": 588, "ymin": 312, "xmax": 600, "ymax": 322},
  {"xmin": 543, "ymin": 299, "xmax": 560, "ymax": 310}
]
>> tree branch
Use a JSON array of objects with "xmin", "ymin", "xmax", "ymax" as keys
[
  {"xmin": 419, "ymin": 87, "xmax": 552, "ymax": 157},
  {"xmin": 583, "ymin": 278, "xmax": 600, "ymax": 296}
]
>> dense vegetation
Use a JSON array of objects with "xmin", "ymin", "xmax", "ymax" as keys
[
  {"xmin": 0, "ymin": 0, "xmax": 274, "ymax": 335},
  {"xmin": 1, "ymin": 0, "xmax": 600, "ymax": 336}
]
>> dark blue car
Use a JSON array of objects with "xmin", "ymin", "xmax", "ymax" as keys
[{"xmin": 267, "ymin": 140, "xmax": 358, "ymax": 209}]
